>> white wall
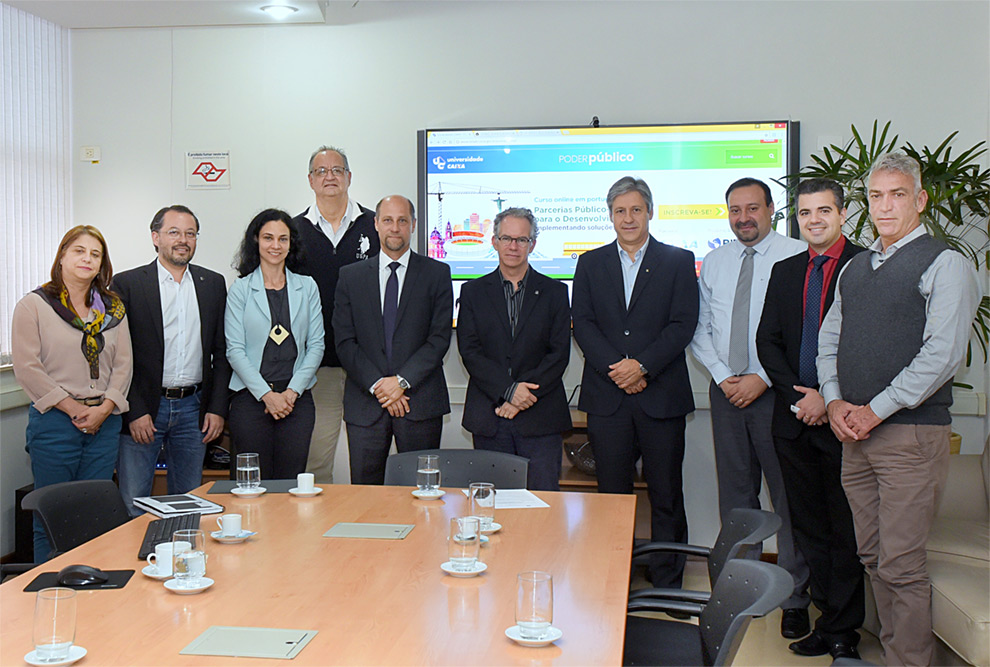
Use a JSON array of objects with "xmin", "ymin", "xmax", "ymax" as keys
[{"xmin": 4, "ymin": 0, "xmax": 987, "ymax": 552}]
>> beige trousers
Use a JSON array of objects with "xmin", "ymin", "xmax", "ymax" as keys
[
  {"xmin": 304, "ymin": 366, "xmax": 346, "ymax": 484},
  {"xmin": 841, "ymin": 422, "xmax": 950, "ymax": 666}
]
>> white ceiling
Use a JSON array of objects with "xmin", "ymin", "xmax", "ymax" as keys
[{"xmin": 3, "ymin": 1, "xmax": 353, "ymax": 29}]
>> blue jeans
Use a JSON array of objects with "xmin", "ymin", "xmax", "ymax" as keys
[
  {"xmin": 117, "ymin": 393, "xmax": 205, "ymax": 517},
  {"xmin": 26, "ymin": 406, "xmax": 121, "ymax": 563}
]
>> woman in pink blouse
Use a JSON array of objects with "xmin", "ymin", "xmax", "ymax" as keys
[{"xmin": 12, "ymin": 225, "xmax": 132, "ymax": 562}]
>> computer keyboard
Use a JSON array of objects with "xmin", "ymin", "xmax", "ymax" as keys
[{"xmin": 137, "ymin": 513, "xmax": 203, "ymax": 559}]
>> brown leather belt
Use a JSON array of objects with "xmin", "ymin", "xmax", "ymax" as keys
[{"xmin": 76, "ymin": 397, "xmax": 104, "ymax": 407}]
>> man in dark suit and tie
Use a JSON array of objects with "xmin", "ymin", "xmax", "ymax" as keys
[
  {"xmin": 572, "ymin": 176, "xmax": 699, "ymax": 587},
  {"xmin": 457, "ymin": 207, "xmax": 571, "ymax": 491},
  {"xmin": 333, "ymin": 195, "xmax": 453, "ymax": 484},
  {"xmin": 756, "ymin": 179, "xmax": 866, "ymax": 659},
  {"xmin": 113, "ymin": 205, "xmax": 231, "ymax": 515}
]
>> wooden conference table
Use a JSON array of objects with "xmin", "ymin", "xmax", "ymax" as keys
[{"xmin": 1, "ymin": 484, "xmax": 636, "ymax": 665}]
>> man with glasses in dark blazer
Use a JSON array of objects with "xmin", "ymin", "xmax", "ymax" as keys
[{"xmin": 458, "ymin": 207, "xmax": 571, "ymax": 491}]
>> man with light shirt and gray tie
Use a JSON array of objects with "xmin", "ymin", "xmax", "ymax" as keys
[
  {"xmin": 690, "ymin": 177, "xmax": 811, "ymax": 639},
  {"xmin": 818, "ymin": 152, "xmax": 981, "ymax": 666}
]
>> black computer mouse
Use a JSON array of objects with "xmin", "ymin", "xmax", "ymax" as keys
[{"xmin": 56, "ymin": 564, "xmax": 109, "ymax": 586}]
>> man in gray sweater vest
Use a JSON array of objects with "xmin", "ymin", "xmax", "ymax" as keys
[{"xmin": 817, "ymin": 152, "xmax": 981, "ymax": 666}]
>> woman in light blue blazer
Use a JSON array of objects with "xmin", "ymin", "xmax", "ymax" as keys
[{"xmin": 225, "ymin": 209, "xmax": 324, "ymax": 479}]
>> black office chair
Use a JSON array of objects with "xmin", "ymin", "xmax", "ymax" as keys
[
  {"xmin": 624, "ymin": 559, "xmax": 793, "ymax": 666},
  {"xmin": 22, "ymin": 479, "xmax": 131, "ymax": 561},
  {"xmin": 629, "ymin": 508, "xmax": 782, "ymax": 607},
  {"xmin": 383, "ymin": 449, "xmax": 529, "ymax": 488}
]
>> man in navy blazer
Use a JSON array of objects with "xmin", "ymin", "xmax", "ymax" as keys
[
  {"xmin": 113, "ymin": 205, "xmax": 231, "ymax": 515},
  {"xmin": 458, "ymin": 207, "xmax": 571, "ymax": 490},
  {"xmin": 572, "ymin": 176, "xmax": 699, "ymax": 587},
  {"xmin": 756, "ymin": 179, "xmax": 866, "ymax": 659},
  {"xmin": 333, "ymin": 195, "xmax": 453, "ymax": 484}
]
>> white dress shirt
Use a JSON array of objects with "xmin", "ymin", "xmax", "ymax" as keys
[
  {"xmin": 378, "ymin": 248, "xmax": 411, "ymax": 311},
  {"xmin": 306, "ymin": 197, "xmax": 358, "ymax": 247},
  {"xmin": 618, "ymin": 241, "xmax": 647, "ymax": 307},
  {"xmin": 691, "ymin": 229, "xmax": 806, "ymax": 386},
  {"xmin": 158, "ymin": 259, "xmax": 203, "ymax": 387},
  {"xmin": 370, "ymin": 248, "xmax": 412, "ymax": 393},
  {"xmin": 817, "ymin": 225, "xmax": 982, "ymax": 420}
]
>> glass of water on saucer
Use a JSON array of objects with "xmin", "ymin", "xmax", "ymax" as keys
[
  {"xmin": 236, "ymin": 453, "xmax": 261, "ymax": 490},
  {"xmin": 417, "ymin": 455, "xmax": 440, "ymax": 493},
  {"xmin": 172, "ymin": 529, "xmax": 207, "ymax": 589}
]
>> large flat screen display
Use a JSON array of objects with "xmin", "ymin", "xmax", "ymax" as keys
[{"xmin": 417, "ymin": 120, "xmax": 798, "ymax": 310}]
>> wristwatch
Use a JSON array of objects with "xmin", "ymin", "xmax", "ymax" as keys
[
  {"xmin": 639, "ymin": 364, "xmax": 648, "ymax": 377},
  {"xmin": 397, "ymin": 375, "xmax": 411, "ymax": 390}
]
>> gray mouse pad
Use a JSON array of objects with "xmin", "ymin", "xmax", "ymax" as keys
[{"xmin": 23, "ymin": 569, "xmax": 134, "ymax": 592}]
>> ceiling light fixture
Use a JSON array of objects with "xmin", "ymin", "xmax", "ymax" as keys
[{"xmin": 261, "ymin": 5, "xmax": 299, "ymax": 20}]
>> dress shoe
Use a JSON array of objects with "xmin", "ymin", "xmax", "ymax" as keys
[
  {"xmin": 830, "ymin": 642, "xmax": 861, "ymax": 660},
  {"xmin": 780, "ymin": 608, "xmax": 811, "ymax": 639},
  {"xmin": 788, "ymin": 630, "xmax": 829, "ymax": 656}
]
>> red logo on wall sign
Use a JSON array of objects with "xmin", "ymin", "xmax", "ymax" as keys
[{"xmin": 191, "ymin": 162, "xmax": 226, "ymax": 182}]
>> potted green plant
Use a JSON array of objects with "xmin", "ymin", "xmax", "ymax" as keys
[{"xmin": 780, "ymin": 121, "xmax": 990, "ymax": 367}]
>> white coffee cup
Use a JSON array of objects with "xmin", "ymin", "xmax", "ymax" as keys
[
  {"xmin": 216, "ymin": 513, "xmax": 242, "ymax": 537},
  {"xmin": 147, "ymin": 540, "xmax": 190, "ymax": 575},
  {"xmin": 297, "ymin": 472, "xmax": 315, "ymax": 493}
]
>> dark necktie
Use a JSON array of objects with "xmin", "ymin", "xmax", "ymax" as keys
[
  {"xmin": 798, "ymin": 254, "xmax": 829, "ymax": 387},
  {"xmin": 383, "ymin": 261, "xmax": 400, "ymax": 362}
]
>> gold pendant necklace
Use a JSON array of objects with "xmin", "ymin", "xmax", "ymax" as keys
[{"xmin": 269, "ymin": 324, "xmax": 288, "ymax": 345}]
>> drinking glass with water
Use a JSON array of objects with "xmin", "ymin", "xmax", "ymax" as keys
[
  {"xmin": 32, "ymin": 587, "xmax": 76, "ymax": 663},
  {"xmin": 516, "ymin": 571, "xmax": 553, "ymax": 639},
  {"xmin": 469, "ymin": 482, "xmax": 496, "ymax": 531},
  {"xmin": 236, "ymin": 452, "xmax": 261, "ymax": 489},
  {"xmin": 448, "ymin": 517, "xmax": 480, "ymax": 572},
  {"xmin": 172, "ymin": 529, "xmax": 206, "ymax": 589},
  {"xmin": 417, "ymin": 454, "xmax": 440, "ymax": 492}
]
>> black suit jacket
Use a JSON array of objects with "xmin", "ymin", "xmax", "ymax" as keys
[
  {"xmin": 572, "ymin": 237, "xmax": 699, "ymax": 419},
  {"xmin": 458, "ymin": 268, "xmax": 572, "ymax": 437},
  {"xmin": 756, "ymin": 238, "xmax": 865, "ymax": 439},
  {"xmin": 112, "ymin": 260, "xmax": 231, "ymax": 429},
  {"xmin": 333, "ymin": 252, "xmax": 453, "ymax": 425}
]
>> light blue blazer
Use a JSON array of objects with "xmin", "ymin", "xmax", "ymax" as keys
[{"xmin": 225, "ymin": 267, "xmax": 325, "ymax": 400}]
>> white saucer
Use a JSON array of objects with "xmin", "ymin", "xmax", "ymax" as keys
[
  {"xmin": 24, "ymin": 645, "xmax": 87, "ymax": 666},
  {"xmin": 412, "ymin": 488, "xmax": 445, "ymax": 500},
  {"xmin": 142, "ymin": 564, "xmax": 171, "ymax": 580},
  {"xmin": 505, "ymin": 625, "xmax": 563, "ymax": 647},
  {"xmin": 210, "ymin": 529, "xmax": 256, "ymax": 544},
  {"xmin": 440, "ymin": 560, "xmax": 487, "ymax": 577},
  {"xmin": 288, "ymin": 487, "xmax": 323, "ymax": 497},
  {"xmin": 231, "ymin": 486, "xmax": 266, "ymax": 498},
  {"xmin": 164, "ymin": 577, "xmax": 215, "ymax": 594},
  {"xmin": 481, "ymin": 521, "xmax": 502, "ymax": 535}
]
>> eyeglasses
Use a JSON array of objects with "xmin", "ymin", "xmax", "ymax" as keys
[
  {"xmin": 162, "ymin": 229, "xmax": 199, "ymax": 240},
  {"xmin": 496, "ymin": 235, "xmax": 533, "ymax": 246},
  {"xmin": 309, "ymin": 166, "xmax": 348, "ymax": 178}
]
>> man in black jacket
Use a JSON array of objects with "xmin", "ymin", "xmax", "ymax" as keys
[
  {"xmin": 572, "ymin": 176, "xmax": 699, "ymax": 587},
  {"xmin": 293, "ymin": 146, "xmax": 379, "ymax": 484},
  {"xmin": 114, "ymin": 205, "xmax": 231, "ymax": 515},
  {"xmin": 457, "ymin": 207, "xmax": 571, "ymax": 490},
  {"xmin": 756, "ymin": 179, "xmax": 866, "ymax": 660},
  {"xmin": 333, "ymin": 195, "xmax": 452, "ymax": 484}
]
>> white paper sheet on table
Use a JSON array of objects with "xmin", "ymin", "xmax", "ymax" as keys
[{"xmin": 461, "ymin": 488, "xmax": 550, "ymax": 509}]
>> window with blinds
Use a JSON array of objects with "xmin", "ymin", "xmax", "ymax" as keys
[{"xmin": 1, "ymin": 2, "xmax": 70, "ymax": 363}]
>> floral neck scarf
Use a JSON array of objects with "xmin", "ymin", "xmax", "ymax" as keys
[{"xmin": 34, "ymin": 286, "xmax": 125, "ymax": 379}]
